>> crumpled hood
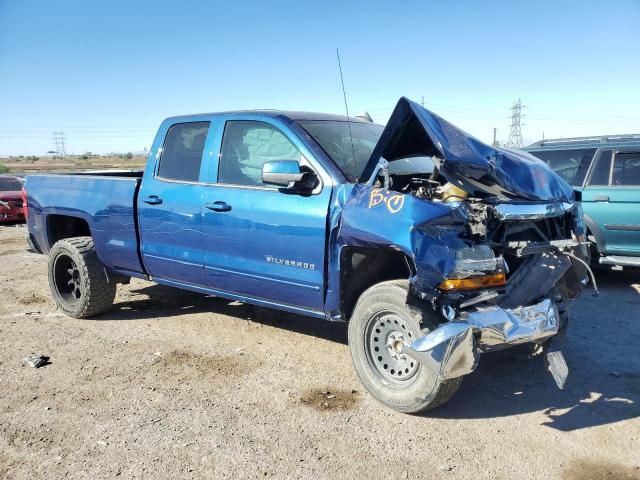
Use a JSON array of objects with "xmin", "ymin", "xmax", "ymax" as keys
[{"xmin": 362, "ymin": 97, "xmax": 575, "ymax": 203}]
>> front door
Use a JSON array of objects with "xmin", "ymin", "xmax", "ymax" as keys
[{"xmin": 202, "ymin": 118, "xmax": 331, "ymax": 311}]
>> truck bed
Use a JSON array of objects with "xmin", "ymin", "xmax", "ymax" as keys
[
  {"xmin": 63, "ymin": 170, "xmax": 144, "ymax": 178},
  {"xmin": 25, "ymin": 172, "xmax": 145, "ymax": 276}
]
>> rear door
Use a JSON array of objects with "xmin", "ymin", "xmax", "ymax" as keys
[
  {"xmin": 138, "ymin": 120, "xmax": 215, "ymax": 285},
  {"xmin": 201, "ymin": 116, "xmax": 332, "ymax": 312},
  {"xmin": 582, "ymin": 148, "xmax": 640, "ymax": 255}
]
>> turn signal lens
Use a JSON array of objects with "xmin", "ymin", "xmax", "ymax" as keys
[
  {"xmin": 21, "ymin": 187, "xmax": 29, "ymax": 220},
  {"xmin": 438, "ymin": 273, "xmax": 506, "ymax": 291}
]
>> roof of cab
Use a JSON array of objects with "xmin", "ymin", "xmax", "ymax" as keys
[
  {"xmin": 525, "ymin": 134, "xmax": 640, "ymax": 151},
  {"xmin": 163, "ymin": 109, "xmax": 377, "ymax": 125}
]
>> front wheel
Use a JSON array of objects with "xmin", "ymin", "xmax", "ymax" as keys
[
  {"xmin": 48, "ymin": 236, "xmax": 116, "ymax": 318},
  {"xmin": 348, "ymin": 280, "xmax": 462, "ymax": 414}
]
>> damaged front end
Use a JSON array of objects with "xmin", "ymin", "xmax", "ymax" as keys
[
  {"xmin": 401, "ymin": 198, "xmax": 590, "ymax": 388},
  {"xmin": 403, "ymin": 297, "xmax": 560, "ymax": 380},
  {"xmin": 334, "ymin": 97, "xmax": 592, "ymax": 387}
]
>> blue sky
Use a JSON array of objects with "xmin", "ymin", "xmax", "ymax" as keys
[{"xmin": 1, "ymin": 0, "xmax": 639, "ymax": 155}]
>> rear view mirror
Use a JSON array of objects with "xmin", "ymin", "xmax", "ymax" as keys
[{"xmin": 262, "ymin": 160, "xmax": 315, "ymax": 190}]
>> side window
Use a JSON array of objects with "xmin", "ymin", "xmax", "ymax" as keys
[
  {"xmin": 588, "ymin": 150, "xmax": 612, "ymax": 186},
  {"xmin": 218, "ymin": 121, "xmax": 302, "ymax": 186},
  {"xmin": 157, "ymin": 122, "xmax": 210, "ymax": 182},
  {"xmin": 612, "ymin": 152, "xmax": 640, "ymax": 186}
]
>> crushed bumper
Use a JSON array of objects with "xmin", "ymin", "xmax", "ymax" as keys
[{"xmin": 403, "ymin": 298, "xmax": 559, "ymax": 380}]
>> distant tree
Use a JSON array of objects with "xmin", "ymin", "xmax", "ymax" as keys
[{"xmin": 125, "ymin": 152, "xmax": 133, "ymax": 160}]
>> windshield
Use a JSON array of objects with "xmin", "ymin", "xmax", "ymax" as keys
[
  {"xmin": 388, "ymin": 156, "xmax": 435, "ymax": 176},
  {"xmin": 0, "ymin": 177, "xmax": 23, "ymax": 191},
  {"xmin": 298, "ymin": 120, "xmax": 384, "ymax": 181},
  {"xmin": 527, "ymin": 148, "xmax": 596, "ymax": 186}
]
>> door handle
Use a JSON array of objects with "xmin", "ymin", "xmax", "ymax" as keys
[
  {"xmin": 594, "ymin": 195, "xmax": 609, "ymax": 202},
  {"xmin": 206, "ymin": 201, "xmax": 232, "ymax": 212},
  {"xmin": 143, "ymin": 195, "xmax": 163, "ymax": 205}
]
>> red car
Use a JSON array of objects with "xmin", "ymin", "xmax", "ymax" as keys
[{"xmin": 0, "ymin": 175, "xmax": 25, "ymax": 223}]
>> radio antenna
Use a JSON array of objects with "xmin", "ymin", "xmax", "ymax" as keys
[{"xmin": 336, "ymin": 48, "xmax": 358, "ymax": 178}]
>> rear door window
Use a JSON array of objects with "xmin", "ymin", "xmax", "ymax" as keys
[
  {"xmin": 157, "ymin": 122, "xmax": 210, "ymax": 182},
  {"xmin": 528, "ymin": 148, "xmax": 595, "ymax": 186},
  {"xmin": 612, "ymin": 152, "xmax": 640, "ymax": 186}
]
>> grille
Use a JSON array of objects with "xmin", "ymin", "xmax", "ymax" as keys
[{"xmin": 488, "ymin": 213, "xmax": 572, "ymax": 245}]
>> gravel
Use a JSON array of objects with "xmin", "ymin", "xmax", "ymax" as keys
[{"xmin": 1, "ymin": 224, "xmax": 639, "ymax": 479}]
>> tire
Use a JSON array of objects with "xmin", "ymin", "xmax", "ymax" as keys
[
  {"xmin": 348, "ymin": 280, "xmax": 462, "ymax": 414},
  {"xmin": 48, "ymin": 236, "xmax": 116, "ymax": 318}
]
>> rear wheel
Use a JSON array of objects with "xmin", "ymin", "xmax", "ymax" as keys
[
  {"xmin": 48, "ymin": 236, "xmax": 116, "ymax": 318},
  {"xmin": 348, "ymin": 280, "xmax": 462, "ymax": 413}
]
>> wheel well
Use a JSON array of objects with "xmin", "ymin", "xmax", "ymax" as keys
[
  {"xmin": 47, "ymin": 215, "xmax": 91, "ymax": 248},
  {"xmin": 340, "ymin": 247, "xmax": 414, "ymax": 321},
  {"xmin": 584, "ymin": 215, "xmax": 605, "ymax": 254}
]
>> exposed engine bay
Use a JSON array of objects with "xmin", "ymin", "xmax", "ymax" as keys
[{"xmin": 376, "ymin": 159, "xmax": 591, "ymax": 326}]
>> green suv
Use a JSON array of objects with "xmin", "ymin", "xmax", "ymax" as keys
[{"xmin": 526, "ymin": 135, "xmax": 640, "ymax": 269}]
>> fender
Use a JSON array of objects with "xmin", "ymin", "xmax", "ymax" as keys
[
  {"xmin": 324, "ymin": 183, "xmax": 469, "ymax": 319},
  {"xmin": 584, "ymin": 213, "xmax": 606, "ymax": 254}
]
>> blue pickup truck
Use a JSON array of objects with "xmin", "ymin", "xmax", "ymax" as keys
[{"xmin": 24, "ymin": 98, "xmax": 589, "ymax": 413}]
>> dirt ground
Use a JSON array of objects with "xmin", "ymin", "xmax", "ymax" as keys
[
  {"xmin": 0, "ymin": 224, "xmax": 639, "ymax": 479},
  {"xmin": 0, "ymin": 155, "xmax": 147, "ymax": 175}
]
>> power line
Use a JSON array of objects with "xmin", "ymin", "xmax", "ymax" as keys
[
  {"xmin": 0, "ymin": 133, "xmax": 153, "ymax": 138},
  {"xmin": 51, "ymin": 131, "xmax": 66, "ymax": 158},
  {"xmin": 506, "ymin": 99, "xmax": 525, "ymax": 148}
]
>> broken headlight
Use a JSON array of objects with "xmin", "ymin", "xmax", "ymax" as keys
[
  {"xmin": 450, "ymin": 245, "xmax": 501, "ymax": 278},
  {"xmin": 438, "ymin": 245, "xmax": 506, "ymax": 291}
]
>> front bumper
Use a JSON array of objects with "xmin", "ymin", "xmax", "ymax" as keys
[{"xmin": 403, "ymin": 298, "xmax": 559, "ymax": 380}]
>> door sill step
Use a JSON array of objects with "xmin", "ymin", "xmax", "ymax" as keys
[{"xmin": 599, "ymin": 255, "xmax": 640, "ymax": 267}]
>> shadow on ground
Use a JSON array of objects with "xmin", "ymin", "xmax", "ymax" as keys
[
  {"xmin": 96, "ymin": 269, "xmax": 638, "ymax": 432},
  {"xmin": 430, "ymin": 349, "xmax": 640, "ymax": 432},
  {"xmin": 432, "ymin": 269, "xmax": 640, "ymax": 431},
  {"xmin": 96, "ymin": 282, "xmax": 348, "ymax": 344}
]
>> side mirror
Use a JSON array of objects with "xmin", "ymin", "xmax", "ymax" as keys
[{"xmin": 262, "ymin": 160, "xmax": 315, "ymax": 190}]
